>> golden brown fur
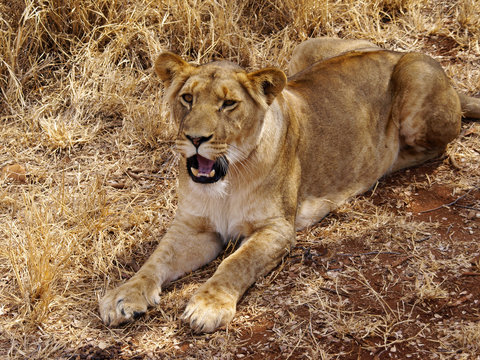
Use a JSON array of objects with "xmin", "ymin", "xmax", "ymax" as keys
[
  {"xmin": 288, "ymin": 38, "xmax": 480, "ymax": 119},
  {"xmin": 99, "ymin": 38, "xmax": 480, "ymax": 333}
]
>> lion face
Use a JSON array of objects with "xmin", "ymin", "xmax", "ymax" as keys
[{"xmin": 155, "ymin": 53, "xmax": 286, "ymax": 185}]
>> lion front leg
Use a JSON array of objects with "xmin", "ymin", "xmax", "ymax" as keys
[
  {"xmin": 183, "ymin": 220, "xmax": 295, "ymax": 333},
  {"xmin": 99, "ymin": 217, "xmax": 223, "ymax": 326}
]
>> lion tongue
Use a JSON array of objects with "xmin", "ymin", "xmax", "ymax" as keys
[{"xmin": 197, "ymin": 155, "xmax": 215, "ymax": 177}]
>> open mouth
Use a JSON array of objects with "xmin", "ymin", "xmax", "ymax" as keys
[{"xmin": 186, "ymin": 154, "xmax": 229, "ymax": 184}]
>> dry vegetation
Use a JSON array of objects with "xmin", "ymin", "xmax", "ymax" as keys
[{"xmin": 1, "ymin": 0, "xmax": 479, "ymax": 359}]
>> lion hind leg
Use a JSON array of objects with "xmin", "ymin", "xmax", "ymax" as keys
[
  {"xmin": 390, "ymin": 53, "xmax": 461, "ymax": 172},
  {"xmin": 390, "ymin": 147, "xmax": 444, "ymax": 173},
  {"xmin": 295, "ymin": 197, "xmax": 333, "ymax": 230}
]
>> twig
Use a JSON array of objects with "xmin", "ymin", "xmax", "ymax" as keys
[
  {"xmin": 446, "ymin": 225, "xmax": 453, "ymax": 236},
  {"xmin": 453, "ymin": 204, "xmax": 480, "ymax": 211},
  {"xmin": 126, "ymin": 170, "xmax": 175, "ymax": 181},
  {"xmin": 337, "ymin": 251, "xmax": 402, "ymax": 257},
  {"xmin": 125, "ymin": 170, "xmax": 142, "ymax": 180},
  {"xmin": 437, "ymin": 348, "xmax": 455, "ymax": 353},
  {"xmin": 418, "ymin": 186, "xmax": 479, "ymax": 214},
  {"xmin": 107, "ymin": 181, "xmax": 129, "ymax": 189},
  {"xmin": 319, "ymin": 287, "xmax": 350, "ymax": 297},
  {"xmin": 391, "ymin": 256, "xmax": 413, "ymax": 267},
  {"xmin": 461, "ymin": 272, "xmax": 480, "ymax": 277},
  {"xmin": 415, "ymin": 236, "xmax": 432, "ymax": 243},
  {"xmin": 141, "ymin": 173, "xmax": 176, "ymax": 180}
]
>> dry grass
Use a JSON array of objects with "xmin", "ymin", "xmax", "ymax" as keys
[{"xmin": 1, "ymin": 0, "xmax": 479, "ymax": 359}]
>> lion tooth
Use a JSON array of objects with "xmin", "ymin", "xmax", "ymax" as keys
[
  {"xmin": 191, "ymin": 167, "xmax": 199, "ymax": 177},
  {"xmin": 209, "ymin": 169, "xmax": 215, "ymax": 177}
]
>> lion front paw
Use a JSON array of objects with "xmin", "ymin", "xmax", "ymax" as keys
[
  {"xmin": 182, "ymin": 285, "xmax": 236, "ymax": 333},
  {"xmin": 99, "ymin": 277, "xmax": 161, "ymax": 326}
]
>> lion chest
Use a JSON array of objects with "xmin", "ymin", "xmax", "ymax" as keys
[{"xmin": 182, "ymin": 185, "xmax": 276, "ymax": 242}]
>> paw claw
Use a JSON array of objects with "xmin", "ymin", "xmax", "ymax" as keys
[
  {"xmin": 182, "ymin": 286, "xmax": 236, "ymax": 333},
  {"xmin": 133, "ymin": 311, "xmax": 145, "ymax": 320},
  {"xmin": 99, "ymin": 278, "xmax": 161, "ymax": 327}
]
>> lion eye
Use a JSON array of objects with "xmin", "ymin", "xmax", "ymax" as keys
[
  {"xmin": 221, "ymin": 99, "xmax": 237, "ymax": 109},
  {"xmin": 181, "ymin": 94, "xmax": 193, "ymax": 105}
]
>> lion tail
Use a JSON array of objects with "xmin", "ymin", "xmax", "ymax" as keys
[{"xmin": 458, "ymin": 93, "xmax": 480, "ymax": 119}]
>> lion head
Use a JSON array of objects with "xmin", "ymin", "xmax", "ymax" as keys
[{"xmin": 154, "ymin": 53, "xmax": 286, "ymax": 185}]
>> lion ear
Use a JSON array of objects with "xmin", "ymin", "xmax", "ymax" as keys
[
  {"xmin": 247, "ymin": 68, "xmax": 287, "ymax": 105},
  {"xmin": 154, "ymin": 52, "xmax": 192, "ymax": 87}
]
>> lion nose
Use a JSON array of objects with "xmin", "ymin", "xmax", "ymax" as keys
[{"xmin": 186, "ymin": 134, "xmax": 213, "ymax": 148}]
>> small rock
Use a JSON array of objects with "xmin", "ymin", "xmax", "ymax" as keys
[
  {"xmin": 1, "ymin": 164, "xmax": 27, "ymax": 183},
  {"xmin": 98, "ymin": 341, "xmax": 108, "ymax": 350},
  {"xmin": 467, "ymin": 211, "xmax": 476, "ymax": 220}
]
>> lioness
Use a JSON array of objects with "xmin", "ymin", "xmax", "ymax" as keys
[{"xmin": 100, "ymin": 38, "xmax": 480, "ymax": 333}]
